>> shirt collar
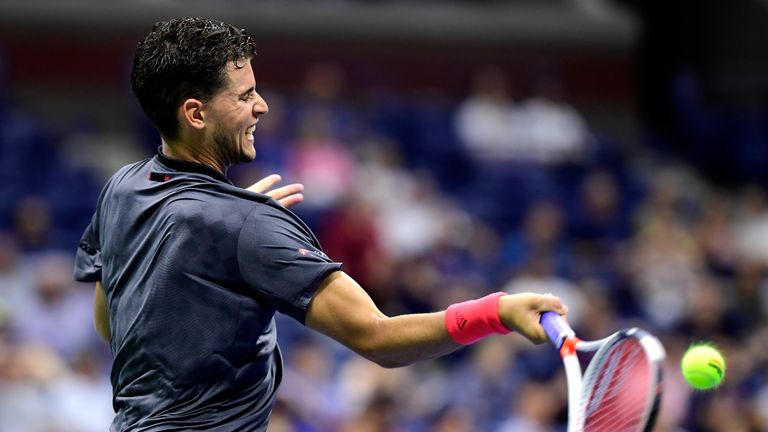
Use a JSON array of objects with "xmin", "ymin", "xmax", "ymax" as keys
[{"xmin": 156, "ymin": 147, "xmax": 233, "ymax": 185}]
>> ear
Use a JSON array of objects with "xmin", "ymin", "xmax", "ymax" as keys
[{"xmin": 179, "ymin": 98, "xmax": 205, "ymax": 130}]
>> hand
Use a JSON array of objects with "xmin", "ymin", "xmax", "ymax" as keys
[
  {"xmin": 498, "ymin": 293, "xmax": 568, "ymax": 345},
  {"xmin": 246, "ymin": 174, "xmax": 304, "ymax": 208}
]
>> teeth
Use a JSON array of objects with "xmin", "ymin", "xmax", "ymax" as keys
[{"xmin": 245, "ymin": 125, "xmax": 255, "ymax": 139}]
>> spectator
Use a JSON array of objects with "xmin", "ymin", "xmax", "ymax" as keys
[
  {"xmin": 287, "ymin": 112, "xmax": 357, "ymax": 212},
  {"xmin": 496, "ymin": 381, "xmax": 561, "ymax": 432},
  {"xmin": 518, "ymin": 76, "xmax": 592, "ymax": 165},
  {"xmin": 455, "ymin": 66, "xmax": 524, "ymax": 165},
  {"xmin": 0, "ymin": 232, "xmax": 34, "ymax": 327},
  {"xmin": 11, "ymin": 253, "xmax": 99, "ymax": 362},
  {"xmin": 289, "ymin": 62, "xmax": 358, "ymax": 143},
  {"xmin": 13, "ymin": 197, "xmax": 55, "ymax": 253},
  {"xmin": 318, "ymin": 196, "xmax": 390, "ymax": 291},
  {"xmin": 498, "ymin": 200, "xmax": 572, "ymax": 279}
]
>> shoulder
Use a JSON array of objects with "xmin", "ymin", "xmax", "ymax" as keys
[
  {"xmin": 98, "ymin": 158, "xmax": 154, "ymax": 199},
  {"xmin": 109, "ymin": 158, "xmax": 154, "ymax": 186},
  {"xmin": 163, "ymin": 189, "xmax": 274, "ymax": 239},
  {"xmin": 92, "ymin": 158, "xmax": 153, "ymax": 209},
  {"xmin": 238, "ymin": 202, "xmax": 323, "ymax": 255},
  {"xmin": 242, "ymin": 200, "xmax": 308, "ymax": 232}
]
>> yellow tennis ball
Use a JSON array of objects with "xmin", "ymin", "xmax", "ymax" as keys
[{"xmin": 680, "ymin": 344, "xmax": 726, "ymax": 390}]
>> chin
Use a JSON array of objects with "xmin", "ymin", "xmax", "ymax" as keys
[{"xmin": 240, "ymin": 147, "xmax": 256, "ymax": 163}]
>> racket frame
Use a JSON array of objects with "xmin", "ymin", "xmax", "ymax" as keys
[{"xmin": 540, "ymin": 312, "xmax": 665, "ymax": 432}]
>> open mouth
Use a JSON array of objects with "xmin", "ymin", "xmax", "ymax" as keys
[{"xmin": 245, "ymin": 124, "xmax": 256, "ymax": 140}]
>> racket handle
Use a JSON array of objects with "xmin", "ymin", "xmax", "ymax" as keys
[{"xmin": 540, "ymin": 311, "xmax": 575, "ymax": 350}]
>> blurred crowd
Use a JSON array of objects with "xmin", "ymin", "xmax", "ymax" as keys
[{"xmin": 1, "ymin": 60, "xmax": 767, "ymax": 431}]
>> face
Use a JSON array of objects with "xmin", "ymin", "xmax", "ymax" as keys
[{"xmin": 204, "ymin": 59, "xmax": 268, "ymax": 165}]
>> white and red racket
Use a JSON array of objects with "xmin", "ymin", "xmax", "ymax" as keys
[{"xmin": 540, "ymin": 312, "xmax": 665, "ymax": 432}]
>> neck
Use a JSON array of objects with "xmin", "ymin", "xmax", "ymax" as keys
[{"xmin": 161, "ymin": 140, "xmax": 226, "ymax": 175}]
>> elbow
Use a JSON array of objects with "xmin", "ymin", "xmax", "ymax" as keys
[
  {"xmin": 333, "ymin": 313, "xmax": 414, "ymax": 369},
  {"xmin": 354, "ymin": 326, "xmax": 411, "ymax": 369},
  {"xmin": 377, "ymin": 361, "xmax": 407, "ymax": 369},
  {"xmin": 360, "ymin": 350, "xmax": 410, "ymax": 369},
  {"xmin": 380, "ymin": 360, "xmax": 411, "ymax": 369}
]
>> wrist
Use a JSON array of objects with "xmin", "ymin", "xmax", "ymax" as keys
[{"xmin": 444, "ymin": 292, "xmax": 512, "ymax": 345}]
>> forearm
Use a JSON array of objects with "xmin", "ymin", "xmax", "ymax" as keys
[
  {"xmin": 363, "ymin": 294, "xmax": 516, "ymax": 366},
  {"xmin": 355, "ymin": 312, "xmax": 460, "ymax": 368},
  {"xmin": 306, "ymin": 272, "xmax": 460, "ymax": 368}
]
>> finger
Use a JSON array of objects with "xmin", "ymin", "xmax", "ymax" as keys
[
  {"xmin": 526, "ymin": 321, "xmax": 550, "ymax": 345},
  {"xmin": 536, "ymin": 294, "xmax": 568, "ymax": 316},
  {"xmin": 246, "ymin": 174, "xmax": 282, "ymax": 194},
  {"xmin": 266, "ymin": 183, "xmax": 304, "ymax": 201},
  {"xmin": 531, "ymin": 332, "xmax": 549, "ymax": 345},
  {"xmin": 277, "ymin": 193, "xmax": 304, "ymax": 208}
]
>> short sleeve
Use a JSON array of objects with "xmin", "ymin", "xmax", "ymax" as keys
[
  {"xmin": 74, "ymin": 213, "xmax": 102, "ymax": 282},
  {"xmin": 237, "ymin": 206, "xmax": 342, "ymax": 323}
]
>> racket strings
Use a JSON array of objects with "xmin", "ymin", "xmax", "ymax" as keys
[{"xmin": 580, "ymin": 338, "xmax": 652, "ymax": 431}]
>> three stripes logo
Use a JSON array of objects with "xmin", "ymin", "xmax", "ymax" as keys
[{"xmin": 455, "ymin": 312, "xmax": 468, "ymax": 331}]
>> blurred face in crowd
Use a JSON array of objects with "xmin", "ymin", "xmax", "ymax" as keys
[{"xmin": 202, "ymin": 59, "xmax": 268, "ymax": 164}]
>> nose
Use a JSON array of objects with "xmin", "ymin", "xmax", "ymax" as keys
[{"xmin": 254, "ymin": 94, "xmax": 268, "ymax": 116}]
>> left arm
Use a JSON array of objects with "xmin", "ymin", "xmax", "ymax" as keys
[{"xmin": 93, "ymin": 281, "xmax": 110, "ymax": 343}]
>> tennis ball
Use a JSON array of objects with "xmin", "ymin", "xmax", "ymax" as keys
[{"xmin": 680, "ymin": 344, "xmax": 726, "ymax": 390}]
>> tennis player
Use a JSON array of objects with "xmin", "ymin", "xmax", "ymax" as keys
[{"xmin": 74, "ymin": 17, "xmax": 568, "ymax": 431}]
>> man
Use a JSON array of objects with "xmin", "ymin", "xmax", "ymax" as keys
[{"xmin": 75, "ymin": 17, "xmax": 568, "ymax": 431}]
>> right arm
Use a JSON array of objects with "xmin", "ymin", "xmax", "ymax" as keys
[
  {"xmin": 305, "ymin": 270, "xmax": 567, "ymax": 368},
  {"xmin": 306, "ymin": 271, "xmax": 459, "ymax": 368}
]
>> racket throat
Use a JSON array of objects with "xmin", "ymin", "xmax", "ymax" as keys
[{"xmin": 560, "ymin": 336, "xmax": 581, "ymax": 357}]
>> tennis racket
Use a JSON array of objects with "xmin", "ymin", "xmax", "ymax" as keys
[{"xmin": 540, "ymin": 311, "xmax": 665, "ymax": 432}]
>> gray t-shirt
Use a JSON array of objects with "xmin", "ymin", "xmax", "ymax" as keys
[{"xmin": 75, "ymin": 150, "xmax": 341, "ymax": 431}]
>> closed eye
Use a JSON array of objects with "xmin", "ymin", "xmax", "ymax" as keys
[{"xmin": 239, "ymin": 86, "xmax": 256, "ymax": 101}]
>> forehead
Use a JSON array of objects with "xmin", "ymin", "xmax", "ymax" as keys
[{"xmin": 222, "ymin": 59, "xmax": 255, "ymax": 91}]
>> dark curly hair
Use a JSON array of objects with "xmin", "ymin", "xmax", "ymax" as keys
[{"xmin": 130, "ymin": 17, "xmax": 256, "ymax": 141}]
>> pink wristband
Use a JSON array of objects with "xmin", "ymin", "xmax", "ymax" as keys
[{"xmin": 445, "ymin": 292, "xmax": 512, "ymax": 345}]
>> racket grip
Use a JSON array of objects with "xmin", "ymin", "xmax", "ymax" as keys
[{"xmin": 540, "ymin": 311, "xmax": 575, "ymax": 350}]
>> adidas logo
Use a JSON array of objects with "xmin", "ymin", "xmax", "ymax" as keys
[{"xmin": 456, "ymin": 313, "xmax": 468, "ymax": 331}]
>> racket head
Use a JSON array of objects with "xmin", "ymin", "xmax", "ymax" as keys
[{"xmin": 576, "ymin": 328, "xmax": 665, "ymax": 432}]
